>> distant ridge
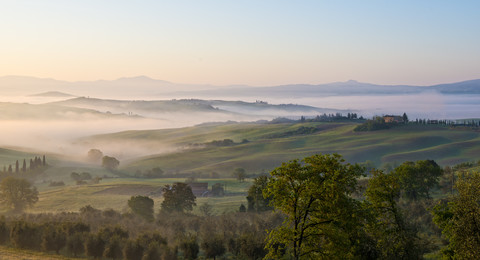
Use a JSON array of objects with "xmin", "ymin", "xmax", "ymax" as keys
[
  {"xmin": 1, "ymin": 75, "xmax": 480, "ymax": 98},
  {"xmin": 30, "ymin": 91, "xmax": 76, "ymax": 97}
]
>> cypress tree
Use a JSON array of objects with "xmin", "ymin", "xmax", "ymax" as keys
[
  {"xmin": 42, "ymin": 155, "xmax": 46, "ymax": 166},
  {"xmin": 8, "ymin": 165, "xmax": 12, "ymax": 173},
  {"xmin": 22, "ymin": 159, "xmax": 26, "ymax": 172},
  {"xmin": 15, "ymin": 160, "xmax": 19, "ymax": 173}
]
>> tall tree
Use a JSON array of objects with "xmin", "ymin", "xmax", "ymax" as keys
[
  {"xmin": 161, "ymin": 183, "xmax": 196, "ymax": 213},
  {"xmin": 264, "ymin": 153, "xmax": 364, "ymax": 259},
  {"xmin": 0, "ymin": 177, "xmax": 38, "ymax": 213},
  {"xmin": 15, "ymin": 160, "xmax": 19, "ymax": 173},
  {"xmin": 22, "ymin": 159, "xmax": 26, "ymax": 172}
]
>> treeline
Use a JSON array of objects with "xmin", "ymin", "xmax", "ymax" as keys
[
  {"xmin": 0, "ymin": 155, "xmax": 47, "ymax": 178},
  {"xmin": 0, "ymin": 207, "xmax": 280, "ymax": 259}
]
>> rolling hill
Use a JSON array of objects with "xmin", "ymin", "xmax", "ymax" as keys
[{"xmin": 83, "ymin": 121, "xmax": 480, "ymax": 176}]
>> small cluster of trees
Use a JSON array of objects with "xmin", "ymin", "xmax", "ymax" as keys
[{"xmin": 1, "ymin": 155, "xmax": 47, "ymax": 176}]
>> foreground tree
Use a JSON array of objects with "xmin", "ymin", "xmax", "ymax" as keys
[
  {"xmin": 365, "ymin": 170, "xmax": 422, "ymax": 259},
  {"xmin": 128, "ymin": 195, "xmax": 154, "ymax": 222},
  {"xmin": 0, "ymin": 177, "xmax": 38, "ymax": 213},
  {"xmin": 433, "ymin": 171, "xmax": 480, "ymax": 259},
  {"xmin": 394, "ymin": 159, "xmax": 443, "ymax": 200},
  {"xmin": 264, "ymin": 153, "xmax": 364, "ymax": 259},
  {"xmin": 161, "ymin": 183, "xmax": 196, "ymax": 213}
]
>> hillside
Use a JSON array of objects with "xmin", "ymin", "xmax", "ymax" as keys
[
  {"xmin": 50, "ymin": 97, "xmax": 346, "ymax": 119},
  {"xmin": 83, "ymin": 122, "xmax": 480, "ymax": 176}
]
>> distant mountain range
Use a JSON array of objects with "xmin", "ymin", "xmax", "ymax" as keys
[{"xmin": 1, "ymin": 75, "xmax": 480, "ymax": 99}]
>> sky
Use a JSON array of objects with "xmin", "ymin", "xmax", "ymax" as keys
[{"xmin": 1, "ymin": 0, "xmax": 479, "ymax": 86}]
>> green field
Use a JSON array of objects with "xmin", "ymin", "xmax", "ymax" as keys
[{"xmin": 94, "ymin": 122, "xmax": 480, "ymax": 175}]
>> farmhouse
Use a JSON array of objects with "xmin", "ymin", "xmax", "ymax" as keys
[{"xmin": 384, "ymin": 115, "xmax": 404, "ymax": 123}]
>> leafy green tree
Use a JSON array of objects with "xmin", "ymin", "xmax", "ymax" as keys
[
  {"xmin": 128, "ymin": 196, "xmax": 154, "ymax": 222},
  {"xmin": 433, "ymin": 172, "xmax": 480, "ymax": 259},
  {"xmin": 233, "ymin": 168, "xmax": 247, "ymax": 182},
  {"xmin": 394, "ymin": 160, "xmax": 443, "ymax": 200},
  {"xmin": 201, "ymin": 234, "xmax": 225, "ymax": 260},
  {"xmin": 103, "ymin": 236, "xmax": 123, "ymax": 260},
  {"xmin": 180, "ymin": 236, "xmax": 199, "ymax": 260},
  {"xmin": 264, "ymin": 153, "xmax": 364, "ymax": 259},
  {"xmin": 10, "ymin": 220, "xmax": 40, "ymax": 249},
  {"xmin": 246, "ymin": 175, "xmax": 272, "ymax": 212},
  {"xmin": 0, "ymin": 177, "xmax": 38, "ymax": 213},
  {"xmin": 161, "ymin": 183, "xmax": 196, "ymax": 213},
  {"xmin": 102, "ymin": 156, "xmax": 120, "ymax": 170},
  {"xmin": 41, "ymin": 225, "xmax": 66, "ymax": 254},
  {"xmin": 123, "ymin": 239, "xmax": 144, "ymax": 260},
  {"xmin": 85, "ymin": 233, "xmax": 106, "ymax": 259},
  {"xmin": 66, "ymin": 232, "xmax": 86, "ymax": 257},
  {"xmin": 142, "ymin": 243, "xmax": 161, "ymax": 260},
  {"xmin": 365, "ymin": 170, "xmax": 422, "ymax": 259}
]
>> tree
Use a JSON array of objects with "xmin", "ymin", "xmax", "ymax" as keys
[
  {"xmin": 233, "ymin": 168, "xmax": 246, "ymax": 182},
  {"xmin": 433, "ymin": 171, "xmax": 480, "ymax": 259},
  {"xmin": 15, "ymin": 160, "xmax": 19, "ymax": 173},
  {"xmin": 123, "ymin": 239, "xmax": 144, "ymax": 260},
  {"xmin": 0, "ymin": 177, "xmax": 38, "ymax": 212},
  {"xmin": 85, "ymin": 234, "xmax": 106, "ymax": 259},
  {"xmin": 264, "ymin": 154, "xmax": 364, "ymax": 259},
  {"xmin": 87, "ymin": 149, "xmax": 103, "ymax": 163},
  {"xmin": 10, "ymin": 220, "xmax": 40, "ymax": 249},
  {"xmin": 41, "ymin": 225, "xmax": 66, "ymax": 254},
  {"xmin": 402, "ymin": 112, "xmax": 409, "ymax": 123},
  {"xmin": 246, "ymin": 175, "xmax": 272, "ymax": 212},
  {"xmin": 66, "ymin": 232, "xmax": 86, "ymax": 257},
  {"xmin": 180, "ymin": 236, "xmax": 199, "ymax": 260},
  {"xmin": 365, "ymin": 170, "xmax": 421, "ymax": 259},
  {"xmin": 128, "ymin": 196, "xmax": 154, "ymax": 222},
  {"xmin": 22, "ymin": 159, "xmax": 26, "ymax": 172},
  {"xmin": 161, "ymin": 183, "xmax": 196, "ymax": 213},
  {"xmin": 103, "ymin": 236, "xmax": 123, "ymax": 260},
  {"xmin": 394, "ymin": 159, "xmax": 443, "ymax": 200},
  {"xmin": 201, "ymin": 234, "xmax": 225, "ymax": 260},
  {"xmin": 102, "ymin": 156, "xmax": 119, "ymax": 170}
]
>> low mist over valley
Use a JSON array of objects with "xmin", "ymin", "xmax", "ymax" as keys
[{"xmin": 1, "ymin": 76, "xmax": 479, "ymax": 160}]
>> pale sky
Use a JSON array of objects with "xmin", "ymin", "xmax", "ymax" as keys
[{"xmin": 1, "ymin": 0, "xmax": 479, "ymax": 86}]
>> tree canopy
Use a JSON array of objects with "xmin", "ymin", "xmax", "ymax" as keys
[
  {"xmin": 102, "ymin": 156, "xmax": 119, "ymax": 170},
  {"xmin": 128, "ymin": 195, "xmax": 154, "ymax": 222},
  {"xmin": 264, "ymin": 153, "xmax": 364, "ymax": 259},
  {"xmin": 161, "ymin": 182, "xmax": 196, "ymax": 213},
  {"xmin": 0, "ymin": 177, "xmax": 39, "ymax": 213}
]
